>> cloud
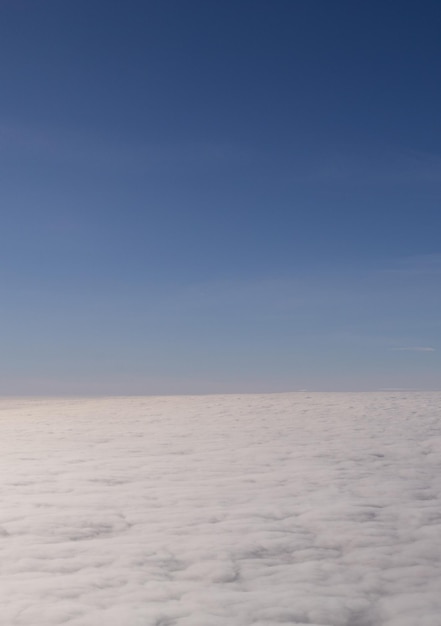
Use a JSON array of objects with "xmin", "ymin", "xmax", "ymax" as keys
[
  {"xmin": 0, "ymin": 121, "xmax": 254, "ymax": 173},
  {"xmin": 387, "ymin": 254, "xmax": 441, "ymax": 276},
  {"xmin": 391, "ymin": 346, "xmax": 435, "ymax": 352},
  {"xmin": 298, "ymin": 148, "xmax": 441, "ymax": 185},
  {"xmin": 0, "ymin": 393, "xmax": 441, "ymax": 625}
]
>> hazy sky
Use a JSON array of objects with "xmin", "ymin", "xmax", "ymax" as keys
[{"xmin": 1, "ymin": 0, "xmax": 440, "ymax": 393}]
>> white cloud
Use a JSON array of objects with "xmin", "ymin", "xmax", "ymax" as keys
[{"xmin": 0, "ymin": 392, "xmax": 441, "ymax": 625}]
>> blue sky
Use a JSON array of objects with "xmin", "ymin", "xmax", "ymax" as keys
[{"xmin": 1, "ymin": 0, "xmax": 440, "ymax": 393}]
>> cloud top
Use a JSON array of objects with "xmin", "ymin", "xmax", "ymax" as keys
[{"xmin": 0, "ymin": 393, "xmax": 441, "ymax": 625}]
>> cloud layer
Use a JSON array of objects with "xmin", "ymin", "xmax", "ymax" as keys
[{"xmin": 1, "ymin": 392, "xmax": 440, "ymax": 625}]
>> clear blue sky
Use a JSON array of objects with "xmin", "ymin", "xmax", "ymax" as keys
[{"xmin": 1, "ymin": 0, "xmax": 440, "ymax": 393}]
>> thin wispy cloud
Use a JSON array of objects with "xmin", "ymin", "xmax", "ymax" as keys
[
  {"xmin": 391, "ymin": 346, "xmax": 436, "ymax": 352},
  {"xmin": 298, "ymin": 148, "xmax": 441, "ymax": 185},
  {"xmin": 0, "ymin": 121, "xmax": 254, "ymax": 173}
]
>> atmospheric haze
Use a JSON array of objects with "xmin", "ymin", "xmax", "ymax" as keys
[{"xmin": 1, "ymin": 392, "xmax": 440, "ymax": 625}]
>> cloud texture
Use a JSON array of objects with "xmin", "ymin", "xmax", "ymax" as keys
[{"xmin": 0, "ymin": 392, "xmax": 440, "ymax": 625}]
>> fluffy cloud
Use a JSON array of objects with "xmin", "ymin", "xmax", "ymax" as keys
[{"xmin": 0, "ymin": 392, "xmax": 440, "ymax": 625}]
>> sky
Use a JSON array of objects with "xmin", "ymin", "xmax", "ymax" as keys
[{"xmin": 1, "ymin": 0, "xmax": 440, "ymax": 394}]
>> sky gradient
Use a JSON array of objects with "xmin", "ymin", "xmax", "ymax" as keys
[{"xmin": 1, "ymin": 0, "xmax": 440, "ymax": 393}]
